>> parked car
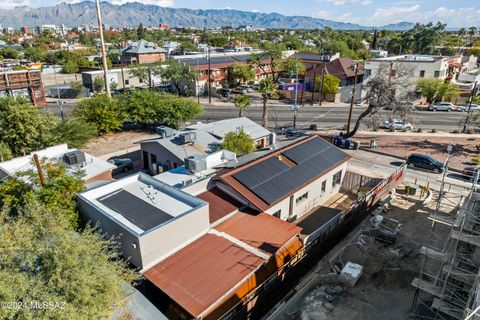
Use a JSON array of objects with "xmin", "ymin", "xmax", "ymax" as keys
[
  {"xmin": 407, "ymin": 154, "xmax": 444, "ymax": 173},
  {"xmin": 428, "ymin": 102, "xmax": 456, "ymax": 112},
  {"xmin": 108, "ymin": 158, "xmax": 134, "ymax": 174},
  {"xmin": 251, "ymin": 84, "xmax": 260, "ymax": 91},
  {"xmin": 232, "ymin": 87, "xmax": 248, "ymax": 94},
  {"xmin": 239, "ymin": 85, "xmax": 253, "ymax": 93},
  {"xmin": 457, "ymin": 104, "xmax": 480, "ymax": 112},
  {"xmin": 380, "ymin": 119, "xmax": 413, "ymax": 131}
]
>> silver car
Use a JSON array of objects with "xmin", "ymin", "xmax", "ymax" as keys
[
  {"xmin": 457, "ymin": 104, "xmax": 480, "ymax": 112},
  {"xmin": 380, "ymin": 119, "xmax": 413, "ymax": 131},
  {"xmin": 428, "ymin": 102, "xmax": 456, "ymax": 112}
]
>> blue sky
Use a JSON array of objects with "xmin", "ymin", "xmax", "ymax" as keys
[{"xmin": 8, "ymin": 0, "xmax": 480, "ymax": 27}]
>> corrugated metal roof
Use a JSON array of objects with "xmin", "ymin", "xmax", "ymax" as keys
[
  {"xmin": 197, "ymin": 187, "xmax": 243, "ymax": 223},
  {"xmin": 143, "ymin": 233, "xmax": 266, "ymax": 318},
  {"xmin": 215, "ymin": 213, "xmax": 302, "ymax": 255}
]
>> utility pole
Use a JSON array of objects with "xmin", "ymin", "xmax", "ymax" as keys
[
  {"xmin": 310, "ymin": 70, "xmax": 316, "ymax": 106},
  {"xmin": 319, "ymin": 62, "xmax": 325, "ymax": 106},
  {"xmin": 95, "ymin": 0, "xmax": 111, "ymax": 98},
  {"xmin": 346, "ymin": 62, "xmax": 359, "ymax": 133},
  {"xmin": 207, "ymin": 46, "xmax": 212, "ymax": 104},
  {"xmin": 33, "ymin": 154, "xmax": 45, "ymax": 187},
  {"xmin": 293, "ymin": 65, "xmax": 299, "ymax": 129},
  {"xmin": 196, "ymin": 57, "xmax": 200, "ymax": 103},
  {"xmin": 463, "ymin": 81, "xmax": 478, "ymax": 133}
]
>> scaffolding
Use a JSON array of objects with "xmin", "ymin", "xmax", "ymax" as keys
[{"xmin": 411, "ymin": 169, "xmax": 480, "ymax": 320}]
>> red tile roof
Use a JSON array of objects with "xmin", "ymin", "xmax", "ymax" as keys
[
  {"xmin": 197, "ymin": 187, "xmax": 243, "ymax": 223},
  {"xmin": 215, "ymin": 213, "xmax": 302, "ymax": 255},
  {"xmin": 143, "ymin": 233, "xmax": 266, "ymax": 318}
]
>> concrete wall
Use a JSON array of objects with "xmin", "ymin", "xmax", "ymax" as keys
[
  {"xmin": 140, "ymin": 142, "xmax": 183, "ymax": 174},
  {"xmin": 139, "ymin": 203, "xmax": 210, "ymax": 270},
  {"xmin": 265, "ymin": 162, "xmax": 348, "ymax": 222},
  {"xmin": 77, "ymin": 195, "xmax": 143, "ymax": 268}
]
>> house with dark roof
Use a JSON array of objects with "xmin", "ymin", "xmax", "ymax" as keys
[
  {"xmin": 121, "ymin": 39, "xmax": 167, "ymax": 64},
  {"xmin": 294, "ymin": 52, "xmax": 364, "ymax": 103},
  {"xmin": 213, "ymin": 135, "xmax": 351, "ymax": 222}
]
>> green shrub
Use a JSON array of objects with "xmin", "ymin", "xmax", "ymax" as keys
[{"xmin": 472, "ymin": 157, "xmax": 480, "ymax": 164}]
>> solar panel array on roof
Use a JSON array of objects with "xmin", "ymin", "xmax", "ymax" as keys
[
  {"xmin": 99, "ymin": 190, "xmax": 173, "ymax": 231},
  {"xmin": 232, "ymin": 137, "xmax": 349, "ymax": 205},
  {"xmin": 234, "ymin": 157, "xmax": 289, "ymax": 190}
]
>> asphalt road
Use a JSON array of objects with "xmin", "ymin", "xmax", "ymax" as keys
[{"xmin": 43, "ymin": 97, "xmax": 470, "ymax": 132}]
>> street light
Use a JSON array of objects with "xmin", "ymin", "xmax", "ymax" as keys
[{"xmin": 346, "ymin": 62, "xmax": 360, "ymax": 133}]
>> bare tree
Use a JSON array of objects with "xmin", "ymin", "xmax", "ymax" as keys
[{"xmin": 343, "ymin": 63, "xmax": 415, "ymax": 138}]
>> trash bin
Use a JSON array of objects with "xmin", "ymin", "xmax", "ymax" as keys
[
  {"xmin": 353, "ymin": 141, "xmax": 361, "ymax": 150},
  {"xmin": 344, "ymin": 138, "xmax": 351, "ymax": 149}
]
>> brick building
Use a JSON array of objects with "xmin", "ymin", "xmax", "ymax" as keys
[{"xmin": 120, "ymin": 39, "xmax": 167, "ymax": 65}]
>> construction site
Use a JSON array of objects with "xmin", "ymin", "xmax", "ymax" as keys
[{"xmin": 269, "ymin": 166, "xmax": 480, "ymax": 320}]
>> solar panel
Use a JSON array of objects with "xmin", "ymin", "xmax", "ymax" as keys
[
  {"xmin": 231, "ymin": 137, "xmax": 350, "ymax": 205},
  {"xmin": 233, "ymin": 157, "xmax": 289, "ymax": 189},
  {"xmin": 99, "ymin": 190, "xmax": 173, "ymax": 231}
]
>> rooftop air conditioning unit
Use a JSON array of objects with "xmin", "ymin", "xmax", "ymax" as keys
[
  {"xmin": 156, "ymin": 126, "xmax": 176, "ymax": 138},
  {"xmin": 184, "ymin": 155, "xmax": 206, "ymax": 173},
  {"xmin": 63, "ymin": 150, "xmax": 86, "ymax": 166},
  {"xmin": 179, "ymin": 132, "xmax": 196, "ymax": 145}
]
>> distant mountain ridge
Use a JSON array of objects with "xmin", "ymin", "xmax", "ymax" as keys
[{"xmin": 0, "ymin": 1, "xmax": 415, "ymax": 30}]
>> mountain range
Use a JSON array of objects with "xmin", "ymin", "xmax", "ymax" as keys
[{"xmin": 0, "ymin": 1, "xmax": 416, "ymax": 30}]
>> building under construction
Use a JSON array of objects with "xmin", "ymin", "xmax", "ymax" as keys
[
  {"xmin": 411, "ymin": 173, "xmax": 480, "ymax": 319},
  {"xmin": 0, "ymin": 69, "xmax": 46, "ymax": 106}
]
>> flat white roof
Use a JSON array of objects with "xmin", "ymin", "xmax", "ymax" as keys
[
  {"xmin": 79, "ymin": 173, "xmax": 207, "ymax": 235},
  {"xmin": 0, "ymin": 144, "xmax": 115, "ymax": 182}
]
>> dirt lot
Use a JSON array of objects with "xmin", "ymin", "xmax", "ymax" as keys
[
  {"xmin": 81, "ymin": 131, "xmax": 156, "ymax": 157},
  {"xmin": 276, "ymin": 190, "xmax": 455, "ymax": 320},
  {"xmin": 353, "ymin": 134, "xmax": 479, "ymax": 170}
]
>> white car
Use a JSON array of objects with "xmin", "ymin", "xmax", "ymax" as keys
[
  {"xmin": 457, "ymin": 104, "xmax": 480, "ymax": 112},
  {"xmin": 428, "ymin": 102, "xmax": 456, "ymax": 112},
  {"xmin": 380, "ymin": 119, "xmax": 413, "ymax": 131}
]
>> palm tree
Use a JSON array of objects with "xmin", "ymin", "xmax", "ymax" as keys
[
  {"xmin": 234, "ymin": 95, "xmax": 251, "ymax": 117},
  {"xmin": 468, "ymin": 26, "xmax": 477, "ymax": 47},
  {"xmin": 458, "ymin": 27, "xmax": 467, "ymax": 47},
  {"xmin": 258, "ymin": 77, "xmax": 276, "ymax": 128}
]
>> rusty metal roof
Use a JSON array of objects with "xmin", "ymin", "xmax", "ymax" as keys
[
  {"xmin": 197, "ymin": 187, "xmax": 243, "ymax": 224},
  {"xmin": 143, "ymin": 233, "xmax": 266, "ymax": 318},
  {"xmin": 216, "ymin": 213, "xmax": 302, "ymax": 255}
]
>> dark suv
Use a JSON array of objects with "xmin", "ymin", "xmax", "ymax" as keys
[{"xmin": 407, "ymin": 154, "xmax": 444, "ymax": 173}]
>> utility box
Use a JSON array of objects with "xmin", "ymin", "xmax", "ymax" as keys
[{"xmin": 339, "ymin": 262, "xmax": 363, "ymax": 288}]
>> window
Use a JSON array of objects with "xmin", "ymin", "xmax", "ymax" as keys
[
  {"xmin": 419, "ymin": 70, "xmax": 425, "ymax": 78},
  {"xmin": 295, "ymin": 192, "xmax": 309, "ymax": 205},
  {"xmin": 332, "ymin": 171, "xmax": 342, "ymax": 188},
  {"xmin": 150, "ymin": 153, "xmax": 157, "ymax": 165},
  {"xmin": 321, "ymin": 180, "xmax": 326, "ymax": 193},
  {"xmin": 272, "ymin": 210, "xmax": 281, "ymax": 218},
  {"xmin": 434, "ymin": 71, "xmax": 440, "ymax": 78},
  {"xmin": 124, "ymin": 79, "xmax": 129, "ymax": 85},
  {"xmin": 139, "ymin": 78, "xmax": 144, "ymax": 83}
]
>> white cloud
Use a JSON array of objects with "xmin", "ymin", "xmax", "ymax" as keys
[
  {"xmin": 341, "ymin": 4, "xmax": 480, "ymax": 27},
  {"xmin": 110, "ymin": 0, "xmax": 174, "ymax": 7},
  {"xmin": 314, "ymin": 10, "xmax": 331, "ymax": 18},
  {"xmin": 0, "ymin": 0, "xmax": 30, "ymax": 10}
]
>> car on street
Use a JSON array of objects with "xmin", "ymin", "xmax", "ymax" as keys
[
  {"xmin": 380, "ymin": 119, "xmax": 413, "ymax": 131},
  {"xmin": 428, "ymin": 102, "xmax": 456, "ymax": 112},
  {"xmin": 407, "ymin": 153, "xmax": 444, "ymax": 173},
  {"xmin": 108, "ymin": 158, "xmax": 134, "ymax": 175},
  {"xmin": 232, "ymin": 87, "xmax": 248, "ymax": 94},
  {"xmin": 239, "ymin": 85, "xmax": 254, "ymax": 93},
  {"xmin": 457, "ymin": 104, "xmax": 480, "ymax": 112}
]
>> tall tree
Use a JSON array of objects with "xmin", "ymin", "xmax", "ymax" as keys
[
  {"xmin": 220, "ymin": 130, "xmax": 255, "ymax": 156},
  {"xmin": 258, "ymin": 77, "xmax": 277, "ymax": 129},
  {"xmin": 343, "ymin": 64, "xmax": 415, "ymax": 138},
  {"xmin": 416, "ymin": 78, "xmax": 460, "ymax": 103},
  {"xmin": 234, "ymin": 95, "xmax": 251, "ymax": 117},
  {"xmin": 75, "ymin": 95, "xmax": 123, "ymax": 133},
  {"xmin": 315, "ymin": 74, "xmax": 340, "ymax": 102},
  {"xmin": 228, "ymin": 64, "xmax": 255, "ymax": 87},
  {"xmin": 128, "ymin": 63, "xmax": 162, "ymax": 88},
  {"xmin": 0, "ymin": 96, "xmax": 59, "ymax": 156},
  {"xmin": 468, "ymin": 27, "xmax": 478, "ymax": 47},
  {"xmin": 249, "ymin": 42, "xmax": 285, "ymax": 82},
  {"xmin": 161, "ymin": 60, "xmax": 196, "ymax": 95}
]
